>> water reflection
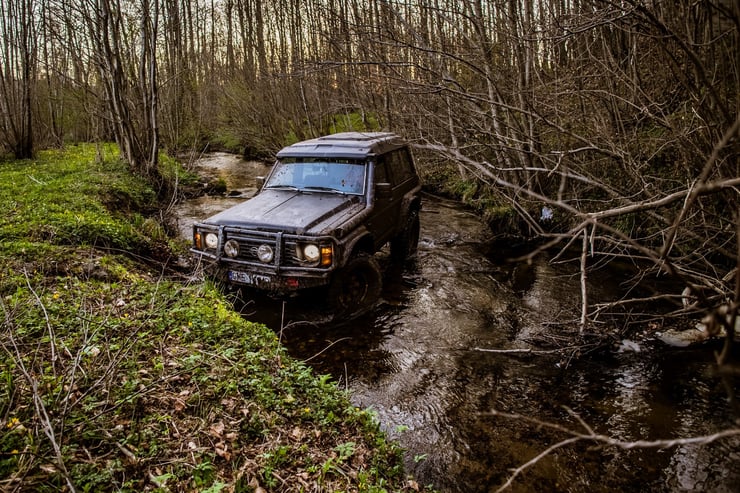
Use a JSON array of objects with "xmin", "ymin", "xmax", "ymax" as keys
[{"xmin": 175, "ymin": 153, "xmax": 271, "ymax": 237}]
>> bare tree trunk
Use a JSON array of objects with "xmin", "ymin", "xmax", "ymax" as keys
[
  {"xmin": 0, "ymin": 0, "xmax": 37, "ymax": 159},
  {"xmin": 82, "ymin": 0, "xmax": 161, "ymax": 181},
  {"xmin": 140, "ymin": 0, "xmax": 160, "ymax": 173}
]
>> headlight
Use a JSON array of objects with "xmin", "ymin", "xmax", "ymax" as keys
[
  {"xmin": 224, "ymin": 240, "xmax": 240, "ymax": 258},
  {"xmin": 205, "ymin": 233, "xmax": 219, "ymax": 249},
  {"xmin": 257, "ymin": 244, "xmax": 274, "ymax": 263},
  {"xmin": 303, "ymin": 244, "xmax": 320, "ymax": 262}
]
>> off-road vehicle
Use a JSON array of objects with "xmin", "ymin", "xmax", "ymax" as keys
[{"xmin": 191, "ymin": 132, "xmax": 422, "ymax": 313}]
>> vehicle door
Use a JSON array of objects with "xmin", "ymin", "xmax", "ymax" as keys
[{"xmin": 367, "ymin": 148, "xmax": 412, "ymax": 246}]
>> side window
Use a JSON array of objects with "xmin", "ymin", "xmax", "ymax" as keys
[
  {"xmin": 386, "ymin": 148, "xmax": 414, "ymax": 185},
  {"xmin": 374, "ymin": 157, "xmax": 389, "ymax": 184}
]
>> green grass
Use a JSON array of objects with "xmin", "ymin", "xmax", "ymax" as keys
[
  {"xmin": 328, "ymin": 111, "xmax": 381, "ymax": 134},
  {"xmin": 0, "ymin": 144, "xmax": 154, "ymax": 251},
  {"xmin": 0, "ymin": 144, "xmax": 421, "ymax": 492}
]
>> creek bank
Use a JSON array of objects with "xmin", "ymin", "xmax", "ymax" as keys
[
  {"xmin": 1, "ymin": 145, "xmax": 421, "ymax": 493},
  {"xmin": 176, "ymin": 151, "xmax": 271, "ymax": 198}
]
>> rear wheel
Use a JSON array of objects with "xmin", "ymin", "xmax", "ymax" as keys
[
  {"xmin": 391, "ymin": 210, "xmax": 420, "ymax": 261},
  {"xmin": 328, "ymin": 254, "xmax": 382, "ymax": 317}
]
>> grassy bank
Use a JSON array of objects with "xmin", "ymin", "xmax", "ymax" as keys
[
  {"xmin": 0, "ymin": 145, "xmax": 417, "ymax": 492},
  {"xmin": 417, "ymin": 159, "xmax": 525, "ymax": 241}
]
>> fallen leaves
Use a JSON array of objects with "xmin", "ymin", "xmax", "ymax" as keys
[{"xmin": 208, "ymin": 420, "xmax": 239, "ymax": 460}]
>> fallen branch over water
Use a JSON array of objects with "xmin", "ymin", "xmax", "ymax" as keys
[
  {"xmin": 473, "ymin": 347, "xmax": 564, "ymax": 355},
  {"xmin": 484, "ymin": 407, "xmax": 740, "ymax": 492},
  {"xmin": 472, "ymin": 343, "xmax": 601, "ymax": 356}
]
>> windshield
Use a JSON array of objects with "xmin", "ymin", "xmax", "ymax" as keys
[{"xmin": 264, "ymin": 158, "xmax": 367, "ymax": 195}]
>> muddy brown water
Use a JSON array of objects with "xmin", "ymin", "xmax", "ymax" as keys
[{"xmin": 176, "ymin": 153, "xmax": 739, "ymax": 493}]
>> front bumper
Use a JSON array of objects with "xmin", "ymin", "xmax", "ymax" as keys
[
  {"xmin": 191, "ymin": 223, "xmax": 338, "ymax": 293},
  {"xmin": 218, "ymin": 263, "xmax": 332, "ymax": 292}
]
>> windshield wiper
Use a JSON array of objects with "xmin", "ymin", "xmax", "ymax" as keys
[
  {"xmin": 303, "ymin": 186, "xmax": 346, "ymax": 194},
  {"xmin": 265, "ymin": 184, "xmax": 301, "ymax": 191}
]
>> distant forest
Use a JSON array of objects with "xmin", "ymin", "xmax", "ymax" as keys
[{"xmin": 1, "ymin": 0, "xmax": 738, "ymax": 339}]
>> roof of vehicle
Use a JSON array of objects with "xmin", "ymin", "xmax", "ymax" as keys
[{"xmin": 276, "ymin": 132, "xmax": 407, "ymax": 159}]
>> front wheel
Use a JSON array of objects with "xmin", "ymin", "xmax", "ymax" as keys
[{"xmin": 328, "ymin": 254, "xmax": 382, "ymax": 317}]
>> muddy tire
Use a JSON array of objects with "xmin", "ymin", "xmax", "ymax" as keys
[
  {"xmin": 391, "ymin": 210, "xmax": 420, "ymax": 261},
  {"xmin": 328, "ymin": 254, "xmax": 382, "ymax": 317}
]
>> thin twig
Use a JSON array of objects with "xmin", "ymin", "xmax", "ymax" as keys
[
  {"xmin": 302, "ymin": 338, "xmax": 351, "ymax": 363},
  {"xmin": 23, "ymin": 268, "xmax": 57, "ymax": 375},
  {"xmin": 495, "ymin": 437, "xmax": 580, "ymax": 493},
  {"xmin": 580, "ymin": 227, "xmax": 589, "ymax": 332},
  {"xmin": 7, "ymin": 331, "xmax": 77, "ymax": 492}
]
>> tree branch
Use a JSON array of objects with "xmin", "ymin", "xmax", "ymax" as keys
[{"xmin": 487, "ymin": 408, "xmax": 740, "ymax": 492}]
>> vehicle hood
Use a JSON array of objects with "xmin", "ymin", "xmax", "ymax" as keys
[{"xmin": 203, "ymin": 190, "xmax": 365, "ymax": 235}]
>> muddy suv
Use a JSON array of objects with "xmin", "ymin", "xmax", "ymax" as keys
[{"xmin": 191, "ymin": 132, "xmax": 422, "ymax": 313}]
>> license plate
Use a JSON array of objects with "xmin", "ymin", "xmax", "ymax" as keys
[{"xmin": 228, "ymin": 270, "xmax": 272, "ymax": 286}]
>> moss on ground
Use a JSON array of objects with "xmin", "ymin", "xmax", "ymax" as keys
[{"xmin": 0, "ymin": 145, "xmax": 421, "ymax": 492}]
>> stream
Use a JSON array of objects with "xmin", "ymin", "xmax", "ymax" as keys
[{"xmin": 176, "ymin": 153, "xmax": 739, "ymax": 493}]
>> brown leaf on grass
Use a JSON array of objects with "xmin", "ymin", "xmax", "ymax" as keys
[
  {"xmin": 173, "ymin": 399, "xmax": 186, "ymax": 412},
  {"xmin": 221, "ymin": 397, "xmax": 236, "ymax": 411},
  {"xmin": 295, "ymin": 472, "xmax": 311, "ymax": 489},
  {"xmin": 290, "ymin": 426, "xmax": 304, "ymax": 441},
  {"xmin": 249, "ymin": 476, "xmax": 267, "ymax": 493},
  {"xmin": 209, "ymin": 421, "xmax": 225, "ymax": 438},
  {"xmin": 351, "ymin": 446, "xmax": 370, "ymax": 468},
  {"xmin": 214, "ymin": 441, "xmax": 231, "ymax": 460},
  {"xmin": 172, "ymin": 389, "xmax": 190, "ymax": 412}
]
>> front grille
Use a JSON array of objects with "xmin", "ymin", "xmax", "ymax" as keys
[{"xmin": 222, "ymin": 228, "xmax": 327, "ymax": 269}]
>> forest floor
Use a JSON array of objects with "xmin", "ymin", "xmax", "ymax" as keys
[{"xmin": 0, "ymin": 144, "xmax": 425, "ymax": 492}]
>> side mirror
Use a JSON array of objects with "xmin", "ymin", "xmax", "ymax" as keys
[
  {"xmin": 375, "ymin": 182, "xmax": 392, "ymax": 198},
  {"xmin": 256, "ymin": 176, "xmax": 266, "ymax": 189}
]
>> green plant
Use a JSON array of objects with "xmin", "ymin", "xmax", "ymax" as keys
[
  {"xmin": 193, "ymin": 460, "xmax": 216, "ymax": 488},
  {"xmin": 335, "ymin": 441, "xmax": 356, "ymax": 461}
]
